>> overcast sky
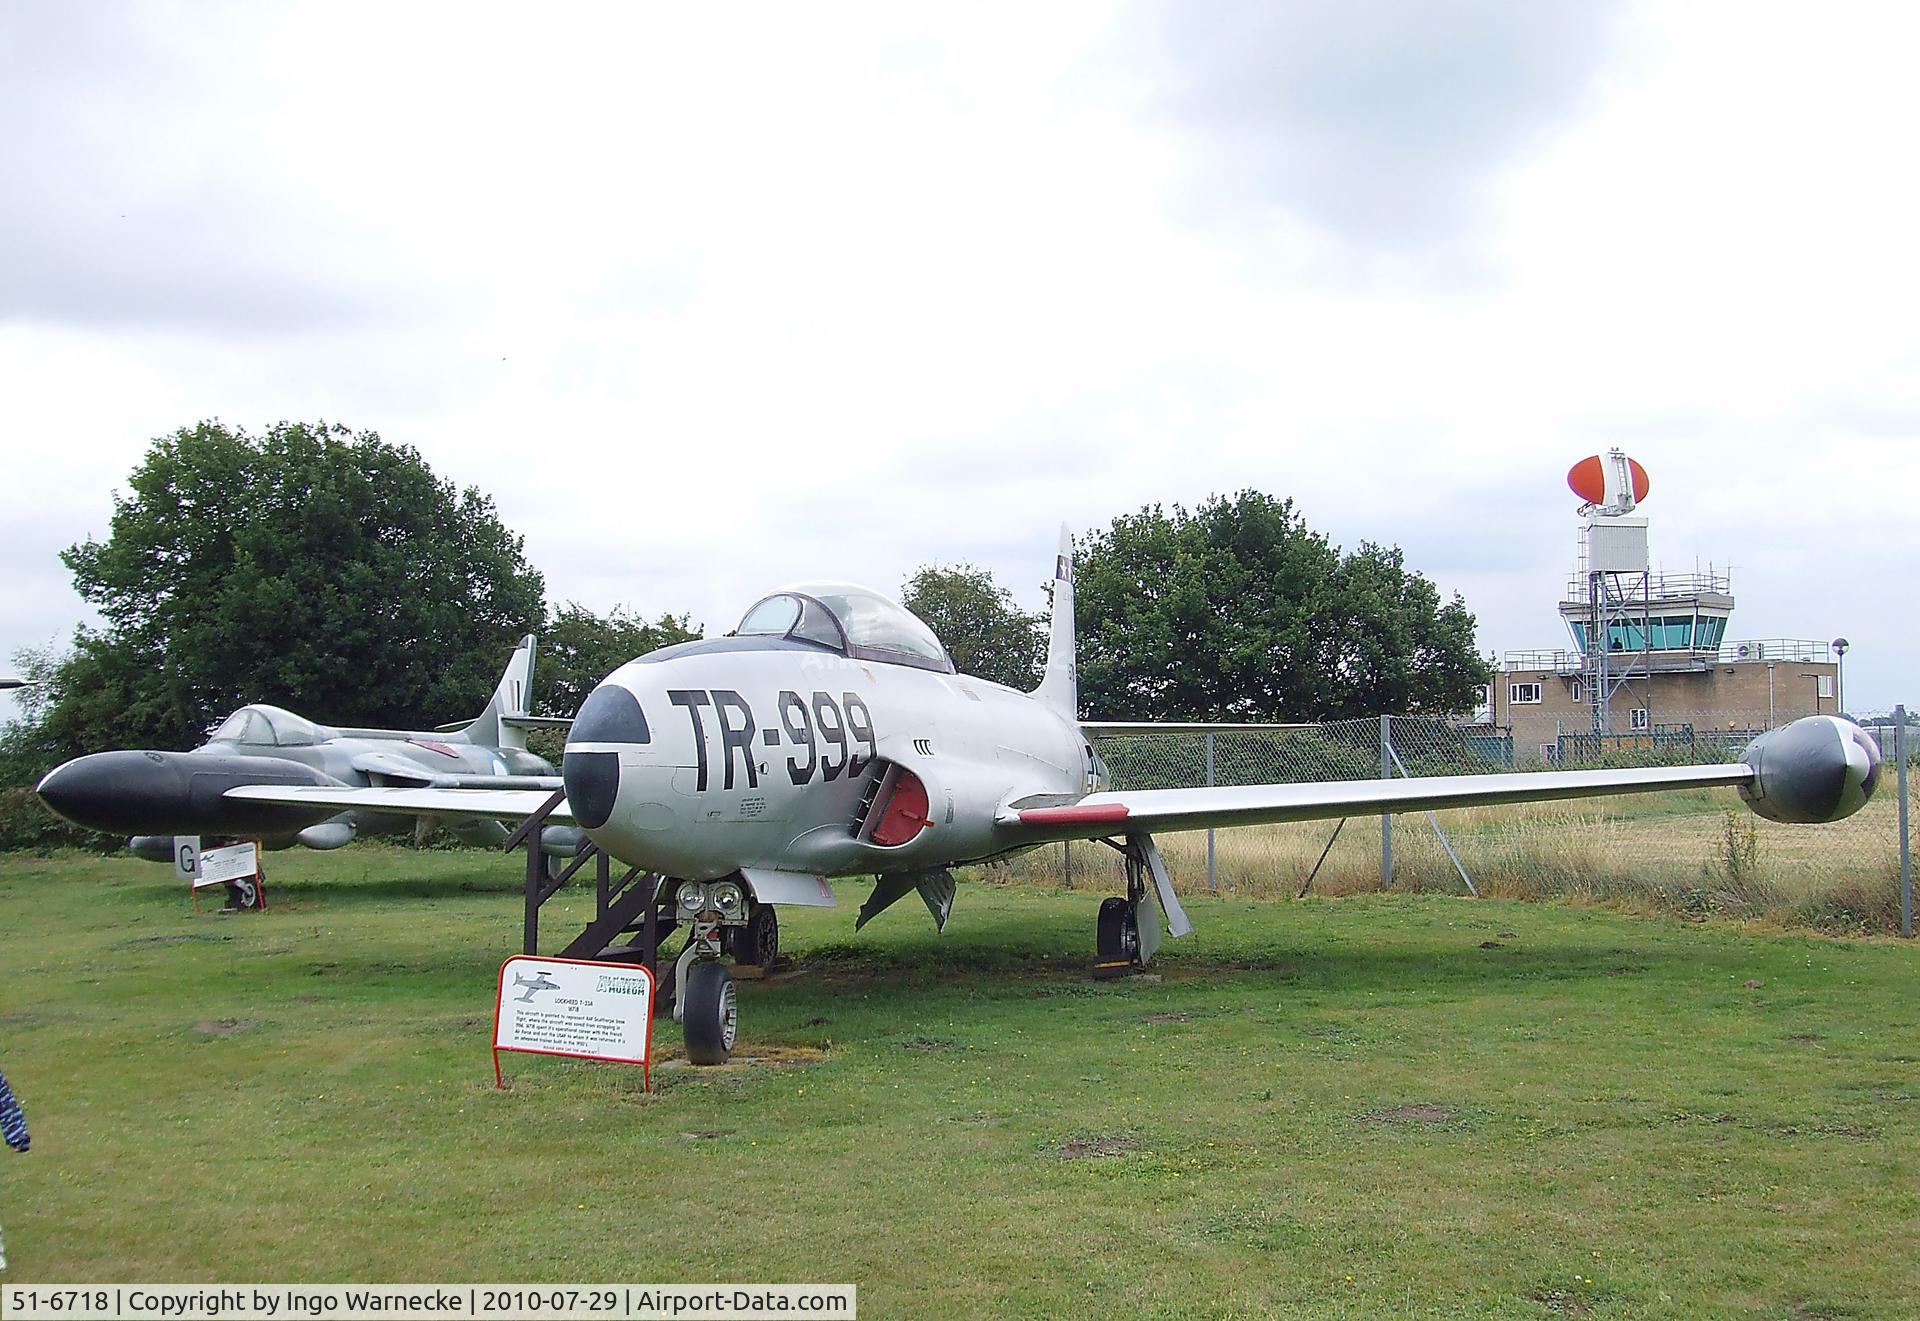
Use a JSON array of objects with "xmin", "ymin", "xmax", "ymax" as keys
[{"xmin": 4, "ymin": 1, "xmax": 1916, "ymax": 726}]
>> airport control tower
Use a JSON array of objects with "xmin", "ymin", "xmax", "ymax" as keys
[
  {"xmin": 1560, "ymin": 451, "xmax": 1734, "ymax": 734},
  {"xmin": 1488, "ymin": 453, "xmax": 1839, "ymax": 764}
]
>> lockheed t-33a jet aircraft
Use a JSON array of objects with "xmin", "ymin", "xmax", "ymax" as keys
[{"xmin": 39, "ymin": 531, "xmax": 1883, "ymax": 1064}]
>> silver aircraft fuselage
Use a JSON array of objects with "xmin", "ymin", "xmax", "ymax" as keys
[{"xmin": 567, "ymin": 641, "xmax": 1098, "ymax": 881}]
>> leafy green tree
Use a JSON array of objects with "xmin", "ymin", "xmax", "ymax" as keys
[
  {"xmin": 31, "ymin": 420, "xmax": 547, "ymax": 762},
  {"xmin": 537, "ymin": 603, "xmax": 699, "ymax": 716},
  {"xmin": 1074, "ymin": 491, "xmax": 1488, "ymax": 721},
  {"xmin": 901, "ymin": 563, "xmax": 1045, "ymax": 689}
]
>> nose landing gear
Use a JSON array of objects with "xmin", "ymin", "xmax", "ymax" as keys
[
  {"xmin": 680, "ymin": 959, "xmax": 738, "ymax": 1065},
  {"xmin": 670, "ymin": 882, "xmax": 775, "ymax": 1065}
]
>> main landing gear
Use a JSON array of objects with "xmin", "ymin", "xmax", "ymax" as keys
[
  {"xmin": 726, "ymin": 903, "xmax": 780, "ymax": 971},
  {"xmin": 1091, "ymin": 832, "xmax": 1192, "ymax": 980}
]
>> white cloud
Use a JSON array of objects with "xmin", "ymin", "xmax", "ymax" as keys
[{"xmin": 3, "ymin": 0, "xmax": 1915, "ymax": 729}]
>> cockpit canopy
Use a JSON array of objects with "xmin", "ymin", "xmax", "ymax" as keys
[
  {"xmin": 206, "ymin": 704, "xmax": 329, "ymax": 748},
  {"xmin": 735, "ymin": 582, "xmax": 955, "ymax": 674}
]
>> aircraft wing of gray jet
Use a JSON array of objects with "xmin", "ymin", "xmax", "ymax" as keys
[
  {"xmin": 36, "ymin": 634, "xmax": 575, "ymax": 866},
  {"xmin": 42, "ymin": 528, "xmax": 1884, "ymax": 1065}
]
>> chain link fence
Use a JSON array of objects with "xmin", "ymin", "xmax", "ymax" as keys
[{"xmin": 992, "ymin": 708, "xmax": 1915, "ymax": 935}]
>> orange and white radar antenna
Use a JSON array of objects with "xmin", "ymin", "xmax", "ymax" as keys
[{"xmin": 1567, "ymin": 449, "xmax": 1650, "ymax": 516}]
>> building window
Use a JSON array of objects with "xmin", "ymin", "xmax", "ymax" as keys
[
  {"xmin": 1569, "ymin": 677, "xmax": 1584, "ymax": 703},
  {"xmin": 1818, "ymin": 675, "xmax": 1835, "ymax": 700},
  {"xmin": 1511, "ymin": 682, "xmax": 1543, "ymax": 705},
  {"xmin": 1630, "ymin": 707, "xmax": 1651, "ymax": 731}
]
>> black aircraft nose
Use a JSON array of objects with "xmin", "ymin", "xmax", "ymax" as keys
[
  {"xmin": 37, "ymin": 751, "xmax": 179, "ymax": 833},
  {"xmin": 562, "ymin": 683, "xmax": 649, "ymax": 830},
  {"xmin": 37, "ymin": 749, "xmax": 338, "ymax": 836}
]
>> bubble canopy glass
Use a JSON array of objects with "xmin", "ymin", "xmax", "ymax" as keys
[
  {"xmin": 207, "ymin": 704, "xmax": 325, "ymax": 747},
  {"xmin": 735, "ymin": 582, "xmax": 955, "ymax": 674}
]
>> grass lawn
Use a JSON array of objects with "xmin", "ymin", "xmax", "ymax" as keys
[{"xmin": 2, "ymin": 847, "xmax": 1917, "ymax": 1319}]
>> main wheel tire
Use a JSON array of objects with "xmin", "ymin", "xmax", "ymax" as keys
[
  {"xmin": 682, "ymin": 961, "xmax": 737, "ymax": 1065},
  {"xmin": 226, "ymin": 877, "xmax": 262, "ymax": 912},
  {"xmin": 1093, "ymin": 896, "xmax": 1139, "ymax": 979},
  {"xmin": 734, "ymin": 905, "xmax": 779, "ymax": 969}
]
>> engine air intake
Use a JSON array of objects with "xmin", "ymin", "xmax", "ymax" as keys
[{"xmin": 857, "ymin": 762, "xmax": 933, "ymax": 848}]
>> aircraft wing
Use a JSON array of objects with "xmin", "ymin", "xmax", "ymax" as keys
[
  {"xmin": 223, "ymin": 784, "xmax": 573, "ymax": 824},
  {"xmin": 1002, "ymin": 762, "xmax": 1755, "ymax": 843}
]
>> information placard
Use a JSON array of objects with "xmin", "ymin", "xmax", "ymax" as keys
[
  {"xmin": 198, "ymin": 842, "xmax": 259, "ymax": 888},
  {"xmin": 493, "ymin": 956, "xmax": 655, "ymax": 1089}
]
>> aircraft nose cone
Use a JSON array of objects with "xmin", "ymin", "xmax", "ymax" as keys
[
  {"xmin": 37, "ymin": 750, "xmax": 176, "ymax": 832},
  {"xmin": 562, "ymin": 752, "xmax": 620, "ymax": 830},
  {"xmin": 562, "ymin": 683, "xmax": 651, "ymax": 831}
]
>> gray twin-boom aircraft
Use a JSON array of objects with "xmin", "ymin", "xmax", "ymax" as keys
[
  {"xmin": 37, "ymin": 530, "xmax": 1884, "ymax": 1065},
  {"xmin": 37, "ymin": 635, "xmax": 572, "ymax": 872}
]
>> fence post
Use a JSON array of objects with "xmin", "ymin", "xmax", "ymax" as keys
[
  {"xmin": 1205, "ymin": 731, "xmax": 1217, "ymax": 893},
  {"xmin": 1380, "ymin": 714, "xmax": 1394, "ymax": 890},
  {"xmin": 1898, "ymin": 705, "xmax": 1911, "ymax": 939}
]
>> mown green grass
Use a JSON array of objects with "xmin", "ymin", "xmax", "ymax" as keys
[{"xmin": 3, "ymin": 847, "xmax": 1918, "ymax": 1319}]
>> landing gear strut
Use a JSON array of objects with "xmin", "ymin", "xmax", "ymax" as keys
[
  {"xmin": 1091, "ymin": 832, "xmax": 1190, "ymax": 979},
  {"xmin": 670, "ymin": 877, "xmax": 762, "ymax": 1065}
]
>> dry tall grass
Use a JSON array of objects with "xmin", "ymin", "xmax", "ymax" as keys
[{"xmin": 988, "ymin": 786, "xmax": 1909, "ymax": 934}]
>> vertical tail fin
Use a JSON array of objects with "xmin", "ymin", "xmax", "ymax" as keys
[
  {"xmin": 1032, "ymin": 524, "xmax": 1077, "ymax": 719},
  {"xmin": 462, "ymin": 634, "xmax": 537, "ymax": 749}
]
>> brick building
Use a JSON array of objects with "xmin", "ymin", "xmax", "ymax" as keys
[{"xmin": 1469, "ymin": 514, "xmax": 1841, "ymax": 766}]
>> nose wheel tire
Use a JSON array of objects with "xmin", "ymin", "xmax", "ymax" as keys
[
  {"xmin": 730, "ymin": 904, "xmax": 780, "ymax": 969},
  {"xmin": 682, "ymin": 961, "xmax": 737, "ymax": 1065},
  {"xmin": 1093, "ymin": 896, "xmax": 1139, "ymax": 980}
]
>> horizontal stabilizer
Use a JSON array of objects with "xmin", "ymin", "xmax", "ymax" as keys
[{"xmin": 502, "ymin": 715, "xmax": 576, "ymax": 731}]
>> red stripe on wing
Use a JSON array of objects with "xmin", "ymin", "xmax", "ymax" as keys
[{"xmin": 1017, "ymin": 803, "xmax": 1130, "ymax": 825}]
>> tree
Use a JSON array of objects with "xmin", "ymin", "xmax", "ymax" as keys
[
  {"xmin": 34, "ymin": 420, "xmax": 548, "ymax": 759},
  {"xmin": 900, "ymin": 563, "xmax": 1045, "ymax": 689},
  {"xmin": 1073, "ymin": 491, "xmax": 1489, "ymax": 721},
  {"xmin": 536, "ymin": 603, "xmax": 700, "ymax": 717}
]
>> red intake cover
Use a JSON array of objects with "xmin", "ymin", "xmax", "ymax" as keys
[{"xmin": 870, "ymin": 768, "xmax": 932, "ymax": 847}]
